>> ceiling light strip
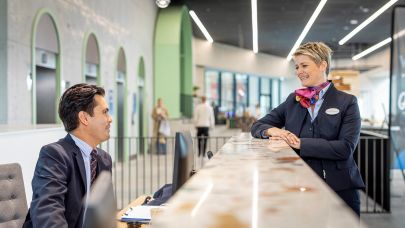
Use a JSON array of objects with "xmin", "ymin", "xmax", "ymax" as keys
[
  {"xmin": 252, "ymin": 0, "xmax": 258, "ymax": 53},
  {"xmin": 286, "ymin": 0, "xmax": 328, "ymax": 61},
  {"xmin": 339, "ymin": 0, "xmax": 398, "ymax": 45},
  {"xmin": 189, "ymin": 10, "xmax": 214, "ymax": 43},
  {"xmin": 352, "ymin": 37, "xmax": 392, "ymax": 60}
]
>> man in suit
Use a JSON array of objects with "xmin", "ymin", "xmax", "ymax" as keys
[
  {"xmin": 24, "ymin": 84, "xmax": 113, "ymax": 228},
  {"xmin": 251, "ymin": 42, "xmax": 365, "ymax": 216}
]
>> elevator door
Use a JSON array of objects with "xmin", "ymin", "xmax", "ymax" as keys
[
  {"xmin": 138, "ymin": 86, "xmax": 145, "ymax": 154},
  {"xmin": 117, "ymin": 81, "xmax": 124, "ymax": 161},
  {"xmin": 36, "ymin": 66, "xmax": 56, "ymax": 124}
]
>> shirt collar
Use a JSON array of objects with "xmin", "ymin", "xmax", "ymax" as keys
[
  {"xmin": 319, "ymin": 82, "xmax": 331, "ymax": 100},
  {"xmin": 69, "ymin": 133, "xmax": 95, "ymax": 158}
]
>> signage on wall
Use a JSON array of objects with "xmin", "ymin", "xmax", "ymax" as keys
[
  {"xmin": 131, "ymin": 93, "xmax": 137, "ymax": 125},
  {"xmin": 108, "ymin": 89, "xmax": 114, "ymax": 115},
  {"xmin": 398, "ymin": 92, "xmax": 405, "ymax": 111}
]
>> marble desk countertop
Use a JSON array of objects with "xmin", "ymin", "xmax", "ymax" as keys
[{"xmin": 152, "ymin": 133, "xmax": 366, "ymax": 228}]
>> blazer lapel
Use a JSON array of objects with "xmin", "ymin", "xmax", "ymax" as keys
[
  {"xmin": 318, "ymin": 84, "xmax": 337, "ymax": 116},
  {"xmin": 96, "ymin": 149, "xmax": 105, "ymax": 175},
  {"xmin": 288, "ymin": 100, "xmax": 308, "ymax": 137},
  {"xmin": 65, "ymin": 134, "xmax": 87, "ymax": 192}
]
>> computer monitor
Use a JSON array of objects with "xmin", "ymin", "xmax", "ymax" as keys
[
  {"xmin": 172, "ymin": 131, "xmax": 195, "ymax": 195},
  {"xmin": 83, "ymin": 171, "xmax": 116, "ymax": 228}
]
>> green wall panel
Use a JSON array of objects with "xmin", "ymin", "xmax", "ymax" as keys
[{"xmin": 154, "ymin": 6, "xmax": 193, "ymax": 118}]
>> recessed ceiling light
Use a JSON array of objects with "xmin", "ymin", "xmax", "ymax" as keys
[
  {"xmin": 189, "ymin": 10, "xmax": 214, "ymax": 43},
  {"xmin": 286, "ymin": 0, "xmax": 328, "ymax": 60},
  {"xmin": 350, "ymin": 19, "xmax": 358, "ymax": 25},
  {"xmin": 339, "ymin": 0, "xmax": 398, "ymax": 45},
  {"xmin": 252, "ymin": 0, "xmax": 258, "ymax": 53},
  {"xmin": 359, "ymin": 6, "xmax": 370, "ymax": 13},
  {"xmin": 352, "ymin": 37, "xmax": 391, "ymax": 60},
  {"xmin": 156, "ymin": 0, "xmax": 170, "ymax": 8}
]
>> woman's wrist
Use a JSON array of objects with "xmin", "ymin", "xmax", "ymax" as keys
[{"xmin": 265, "ymin": 128, "xmax": 276, "ymax": 137}]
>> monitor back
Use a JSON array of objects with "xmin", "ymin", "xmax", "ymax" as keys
[
  {"xmin": 172, "ymin": 131, "xmax": 194, "ymax": 194},
  {"xmin": 83, "ymin": 171, "xmax": 116, "ymax": 228}
]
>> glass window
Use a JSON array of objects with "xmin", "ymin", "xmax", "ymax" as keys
[
  {"xmin": 204, "ymin": 70, "xmax": 219, "ymax": 104},
  {"xmin": 260, "ymin": 78, "xmax": 271, "ymax": 114},
  {"xmin": 272, "ymin": 79, "xmax": 280, "ymax": 109},
  {"xmin": 249, "ymin": 76, "xmax": 259, "ymax": 116},
  {"xmin": 261, "ymin": 77, "xmax": 270, "ymax": 94},
  {"xmin": 235, "ymin": 73, "xmax": 247, "ymax": 116},
  {"xmin": 221, "ymin": 72, "xmax": 234, "ymax": 114}
]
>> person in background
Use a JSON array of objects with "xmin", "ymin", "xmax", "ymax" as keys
[
  {"xmin": 251, "ymin": 42, "xmax": 364, "ymax": 216},
  {"xmin": 238, "ymin": 110, "xmax": 256, "ymax": 132},
  {"xmin": 211, "ymin": 101, "xmax": 219, "ymax": 125},
  {"xmin": 194, "ymin": 96, "xmax": 215, "ymax": 157},
  {"xmin": 152, "ymin": 98, "xmax": 169, "ymax": 154},
  {"xmin": 23, "ymin": 84, "xmax": 113, "ymax": 227},
  {"xmin": 254, "ymin": 104, "xmax": 262, "ymax": 120}
]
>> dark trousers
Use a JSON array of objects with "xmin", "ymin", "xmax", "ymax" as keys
[
  {"xmin": 336, "ymin": 189, "xmax": 360, "ymax": 216},
  {"xmin": 197, "ymin": 127, "xmax": 209, "ymax": 157}
]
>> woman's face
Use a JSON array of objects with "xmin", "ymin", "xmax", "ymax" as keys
[{"xmin": 293, "ymin": 54, "xmax": 327, "ymax": 87}]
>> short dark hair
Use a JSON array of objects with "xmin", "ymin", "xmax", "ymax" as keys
[{"xmin": 58, "ymin": 83, "xmax": 105, "ymax": 132}]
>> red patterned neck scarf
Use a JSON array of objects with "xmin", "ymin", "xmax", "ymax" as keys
[{"xmin": 295, "ymin": 81, "xmax": 330, "ymax": 108}]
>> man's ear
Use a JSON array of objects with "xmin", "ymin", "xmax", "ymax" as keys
[{"xmin": 78, "ymin": 111, "xmax": 89, "ymax": 126}]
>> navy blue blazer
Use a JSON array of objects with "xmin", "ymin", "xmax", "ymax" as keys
[
  {"xmin": 23, "ymin": 134, "xmax": 112, "ymax": 228},
  {"xmin": 251, "ymin": 85, "xmax": 365, "ymax": 191}
]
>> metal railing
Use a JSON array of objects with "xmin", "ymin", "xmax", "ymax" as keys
[
  {"xmin": 356, "ymin": 131, "xmax": 390, "ymax": 213},
  {"xmin": 100, "ymin": 136, "xmax": 230, "ymax": 209}
]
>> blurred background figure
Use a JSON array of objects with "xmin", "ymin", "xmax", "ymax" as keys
[
  {"xmin": 254, "ymin": 104, "xmax": 262, "ymax": 120},
  {"xmin": 238, "ymin": 110, "xmax": 256, "ymax": 132},
  {"xmin": 211, "ymin": 101, "xmax": 219, "ymax": 125},
  {"xmin": 194, "ymin": 96, "xmax": 215, "ymax": 157},
  {"xmin": 152, "ymin": 98, "xmax": 169, "ymax": 154}
]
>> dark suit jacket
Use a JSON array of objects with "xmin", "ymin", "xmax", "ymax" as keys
[
  {"xmin": 23, "ymin": 134, "xmax": 112, "ymax": 228},
  {"xmin": 251, "ymin": 85, "xmax": 365, "ymax": 191}
]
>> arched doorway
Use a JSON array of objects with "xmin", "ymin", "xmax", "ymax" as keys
[
  {"xmin": 31, "ymin": 10, "xmax": 61, "ymax": 124},
  {"xmin": 154, "ymin": 6, "xmax": 193, "ymax": 118},
  {"xmin": 116, "ymin": 47, "xmax": 127, "ymax": 161},
  {"xmin": 137, "ymin": 57, "xmax": 147, "ymax": 153},
  {"xmin": 83, "ymin": 32, "xmax": 100, "ymax": 85}
]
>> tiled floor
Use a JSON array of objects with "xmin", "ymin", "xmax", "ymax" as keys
[{"xmin": 361, "ymin": 170, "xmax": 405, "ymax": 228}]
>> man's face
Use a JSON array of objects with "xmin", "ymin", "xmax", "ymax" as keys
[{"xmin": 87, "ymin": 95, "xmax": 112, "ymax": 144}]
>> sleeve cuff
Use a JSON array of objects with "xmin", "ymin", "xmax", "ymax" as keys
[{"xmin": 260, "ymin": 130, "xmax": 269, "ymax": 139}]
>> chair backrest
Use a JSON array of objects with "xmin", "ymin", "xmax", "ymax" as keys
[{"xmin": 0, "ymin": 163, "xmax": 28, "ymax": 228}]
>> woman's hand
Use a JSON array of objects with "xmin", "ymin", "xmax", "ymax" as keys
[{"xmin": 266, "ymin": 128, "xmax": 300, "ymax": 148}]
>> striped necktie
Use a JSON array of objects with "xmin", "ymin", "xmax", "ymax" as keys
[{"xmin": 90, "ymin": 149, "xmax": 98, "ymax": 186}]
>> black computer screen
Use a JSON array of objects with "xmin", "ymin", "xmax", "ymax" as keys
[
  {"xmin": 172, "ymin": 131, "xmax": 195, "ymax": 195},
  {"xmin": 83, "ymin": 171, "xmax": 116, "ymax": 228}
]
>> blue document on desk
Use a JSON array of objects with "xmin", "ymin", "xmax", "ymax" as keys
[{"xmin": 120, "ymin": 205, "xmax": 163, "ymax": 223}]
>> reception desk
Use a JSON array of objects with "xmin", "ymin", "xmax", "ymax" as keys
[{"xmin": 152, "ymin": 133, "xmax": 366, "ymax": 228}]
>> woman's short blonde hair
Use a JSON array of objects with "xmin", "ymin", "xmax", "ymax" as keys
[{"xmin": 293, "ymin": 42, "xmax": 332, "ymax": 75}]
